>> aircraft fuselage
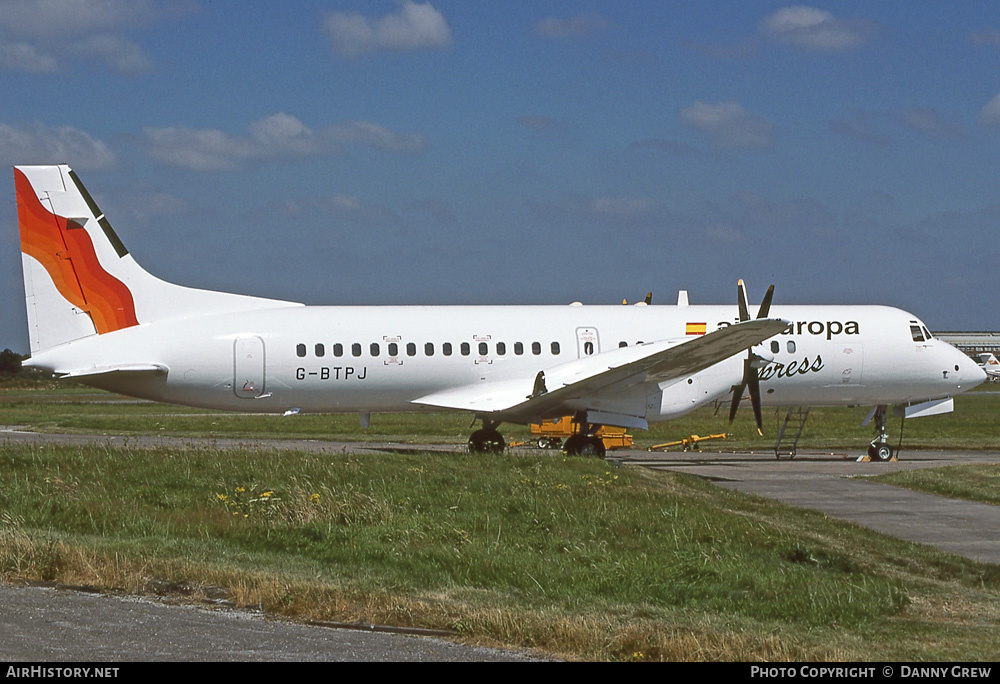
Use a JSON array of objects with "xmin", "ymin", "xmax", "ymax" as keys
[{"xmin": 28, "ymin": 303, "xmax": 979, "ymax": 423}]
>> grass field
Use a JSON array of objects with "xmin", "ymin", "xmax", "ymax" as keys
[
  {"xmin": 1, "ymin": 385, "xmax": 999, "ymax": 661},
  {"xmin": 2, "ymin": 385, "xmax": 998, "ymax": 453}
]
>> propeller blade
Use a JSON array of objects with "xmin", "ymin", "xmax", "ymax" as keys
[
  {"xmin": 737, "ymin": 279, "xmax": 750, "ymax": 322},
  {"xmin": 756, "ymin": 284, "xmax": 775, "ymax": 320},
  {"xmin": 728, "ymin": 381, "xmax": 746, "ymax": 424},
  {"xmin": 748, "ymin": 371, "xmax": 763, "ymax": 436},
  {"xmin": 730, "ymin": 280, "xmax": 774, "ymax": 436}
]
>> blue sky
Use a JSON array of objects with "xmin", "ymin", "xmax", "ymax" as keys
[{"xmin": 2, "ymin": 1, "xmax": 999, "ymax": 352}]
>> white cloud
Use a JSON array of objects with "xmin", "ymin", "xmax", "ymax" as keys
[
  {"xmin": 0, "ymin": 0, "xmax": 158, "ymax": 39},
  {"xmin": 0, "ymin": 0, "xmax": 170, "ymax": 73},
  {"xmin": 139, "ymin": 114, "xmax": 427, "ymax": 170},
  {"xmin": 0, "ymin": 42, "xmax": 59, "ymax": 73},
  {"xmin": 0, "ymin": 122, "xmax": 115, "ymax": 168},
  {"xmin": 534, "ymin": 13, "xmax": 611, "ymax": 39},
  {"xmin": 680, "ymin": 101, "xmax": 775, "ymax": 150},
  {"xmin": 899, "ymin": 108, "xmax": 964, "ymax": 138},
  {"xmin": 329, "ymin": 120, "xmax": 426, "ymax": 152},
  {"xmin": 67, "ymin": 34, "xmax": 153, "ymax": 74},
  {"xmin": 761, "ymin": 6, "xmax": 879, "ymax": 52},
  {"xmin": 829, "ymin": 112, "xmax": 893, "ymax": 148},
  {"xmin": 977, "ymin": 94, "xmax": 1000, "ymax": 126},
  {"xmin": 323, "ymin": 1, "xmax": 453, "ymax": 57}
]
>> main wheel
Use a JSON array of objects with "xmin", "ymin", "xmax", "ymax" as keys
[
  {"xmin": 469, "ymin": 429, "xmax": 505, "ymax": 454},
  {"xmin": 562, "ymin": 434, "xmax": 585, "ymax": 456},
  {"xmin": 578, "ymin": 436, "xmax": 606, "ymax": 459},
  {"xmin": 564, "ymin": 435, "xmax": 605, "ymax": 458}
]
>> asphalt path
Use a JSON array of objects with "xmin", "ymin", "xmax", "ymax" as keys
[
  {"xmin": 614, "ymin": 447, "xmax": 1000, "ymax": 565},
  {"xmin": 0, "ymin": 584, "xmax": 545, "ymax": 662},
  {"xmin": 3, "ymin": 427, "xmax": 999, "ymax": 661}
]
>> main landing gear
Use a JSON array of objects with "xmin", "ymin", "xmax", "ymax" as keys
[
  {"xmin": 467, "ymin": 414, "xmax": 607, "ymax": 458},
  {"xmin": 561, "ymin": 412, "xmax": 606, "ymax": 458},
  {"xmin": 468, "ymin": 419, "xmax": 506, "ymax": 453},
  {"xmin": 866, "ymin": 405, "xmax": 896, "ymax": 462}
]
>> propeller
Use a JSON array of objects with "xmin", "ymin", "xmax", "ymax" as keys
[{"xmin": 728, "ymin": 280, "xmax": 775, "ymax": 436}]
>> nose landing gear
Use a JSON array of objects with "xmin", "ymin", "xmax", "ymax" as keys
[{"xmin": 865, "ymin": 405, "xmax": 897, "ymax": 462}]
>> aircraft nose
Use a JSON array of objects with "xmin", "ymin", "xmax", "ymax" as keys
[{"xmin": 942, "ymin": 345, "xmax": 987, "ymax": 390}]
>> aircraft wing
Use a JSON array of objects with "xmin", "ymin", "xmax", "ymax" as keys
[{"xmin": 413, "ymin": 317, "xmax": 789, "ymax": 423}]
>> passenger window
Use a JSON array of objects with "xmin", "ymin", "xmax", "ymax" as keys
[
  {"xmin": 496, "ymin": 342, "xmax": 506, "ymax": 356},
  {"xmin": 551, "ymin": 341, "xmax": 560, "ymax": 355},
  {"xmin": 370, "ymin": 343, "xmax": 380, "ymax": 356},
  {"xmin": 787, "ymin": 341, "xmax": 796, "ymax": 353},
  {"xmin": 619, "ymin": 341, "xmax": 627, "ymax": 348},
  {"xmin": 461, "ymin": 342, "xmax": 470, "ymax": 356},
  {"xmin": 352, "ymin": 343, "xmax": 361, "ymax": 357},
  {"xmin": 532, "ymin": 342, "xmax": 541, "ymax": 355},
  {"xmin": 514, "ymin": 342, "xmax": 523, "ymax": 356},
  {"xmin": 425, "ymin": 342, "xmax": 434, "ymax": 356},
  {"xmin": 296, "ymin": 343, "xmax": 306, "ymax": 358},
  {"xmin": 333, "ymin": 343, "xmax": 343, "ymax": 357},
  {"xmin": 388, "ymin": 342, "xmax": 398, "ymax": 356},
  {"xmin": 584, "ymin": 341, "xmax": 594, "ymax": 355},
  {"xmin": 315, "ymin": 343, "xmax": 325, "ymax": 357},
  {"xmin": 443, "ymin": 342, "xmax": 452, "ymax": 356},
  {"xmin": 478, "ymin": 342, "xmax": 488, "ymax": 356},
  {"xmin": 406, "ymin": 342, "xmax": 416, "ymax": 356},
  {"xmin": 770, "ymin": 341, "xmax": 779, "ymax": 354}
]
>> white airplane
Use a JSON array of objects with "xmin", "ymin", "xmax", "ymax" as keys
[
  {"xmin": 977, "ymin": 353, "xmax": 1000, "ymax": 380},
  {"xmin": 13, "ymin": 164, "xmax": 986, "ymax": 460}
]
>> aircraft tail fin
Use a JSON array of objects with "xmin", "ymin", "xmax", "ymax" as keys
[
  {"xmin": 977, "ymin": 353, "xmax": 1000, "ymax": 378},
  {"xmin": 15, "ymin": 164, "xmax": 299, "ymax": 355}
]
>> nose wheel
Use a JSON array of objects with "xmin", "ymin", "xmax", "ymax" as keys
[
  {"xmin": 866, "ymin": 405, "xmax": 897, "ymax": 462},
  {"xmin": 868, "ymin": 440, "xmax": 894, "ymax": 461}
]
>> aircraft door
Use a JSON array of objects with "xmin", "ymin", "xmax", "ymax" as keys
[
  {"xmin": 576, "ymin": 327, "xmax": 600, "ymax": 358},
  {"xmin": 234, "ymin": 336, "xmax": 266, "ymax": 398}
]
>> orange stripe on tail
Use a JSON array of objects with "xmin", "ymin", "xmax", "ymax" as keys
[{"xmin": 15, "ymin": 168, "xmax": 138, "ymax": 334}]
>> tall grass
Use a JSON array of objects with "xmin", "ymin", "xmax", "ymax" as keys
[{"xmin": 2, "ymin": 441, "xmax": 999, "ymax": 660}]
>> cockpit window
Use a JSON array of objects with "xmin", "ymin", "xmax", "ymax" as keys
[
  {"xmin": 910, "ymin": 325, "xmax": 925, "ymax": 342},
  {"xmin": 922, "ymin": 326, "xmax": 933, "ymax": 340}
]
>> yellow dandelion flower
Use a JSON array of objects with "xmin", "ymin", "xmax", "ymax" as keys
[
  {"xmin": 310, "ymin": 493, "xmax": 321, "ymax": 503},
  {"xmin": 261, "ymin": 491, "xmax": 273, "ymax": 498}
]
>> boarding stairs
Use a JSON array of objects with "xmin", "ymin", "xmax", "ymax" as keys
[{"xmin": 773, "ymin": 407, "xmax": 809, "ymax": 460}]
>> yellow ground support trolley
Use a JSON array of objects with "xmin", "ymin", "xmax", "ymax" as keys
[{"xmin": 529, "ymin": 417, "xmax": 633, "ymax": 450}]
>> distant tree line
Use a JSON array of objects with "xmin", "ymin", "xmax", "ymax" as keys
[
  {"xmin": 0, "ymin": 348, "xmax": 23, "ymax": 375},
  {"xmin": 0, "ymin": 348, "xmax": 56, "ymax": 387}
]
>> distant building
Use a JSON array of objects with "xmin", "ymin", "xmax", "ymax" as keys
[{"xmin": 936, "ymin": 331, "xmax": 1000, "ymax": 357}]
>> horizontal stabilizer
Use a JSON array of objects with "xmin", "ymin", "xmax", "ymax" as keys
[{"xmin": 54, "ymin": 363, "xmax": 168, "ymax": 379}]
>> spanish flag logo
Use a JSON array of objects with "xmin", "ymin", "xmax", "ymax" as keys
[{"xmin": 686, "ymin": 322, "xmax": 707, "ymax": 336}]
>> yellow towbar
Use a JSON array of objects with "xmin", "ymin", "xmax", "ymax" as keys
[{"xmin": 648, "ymin": 433, "xmax": 728, "ymax": 452}]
